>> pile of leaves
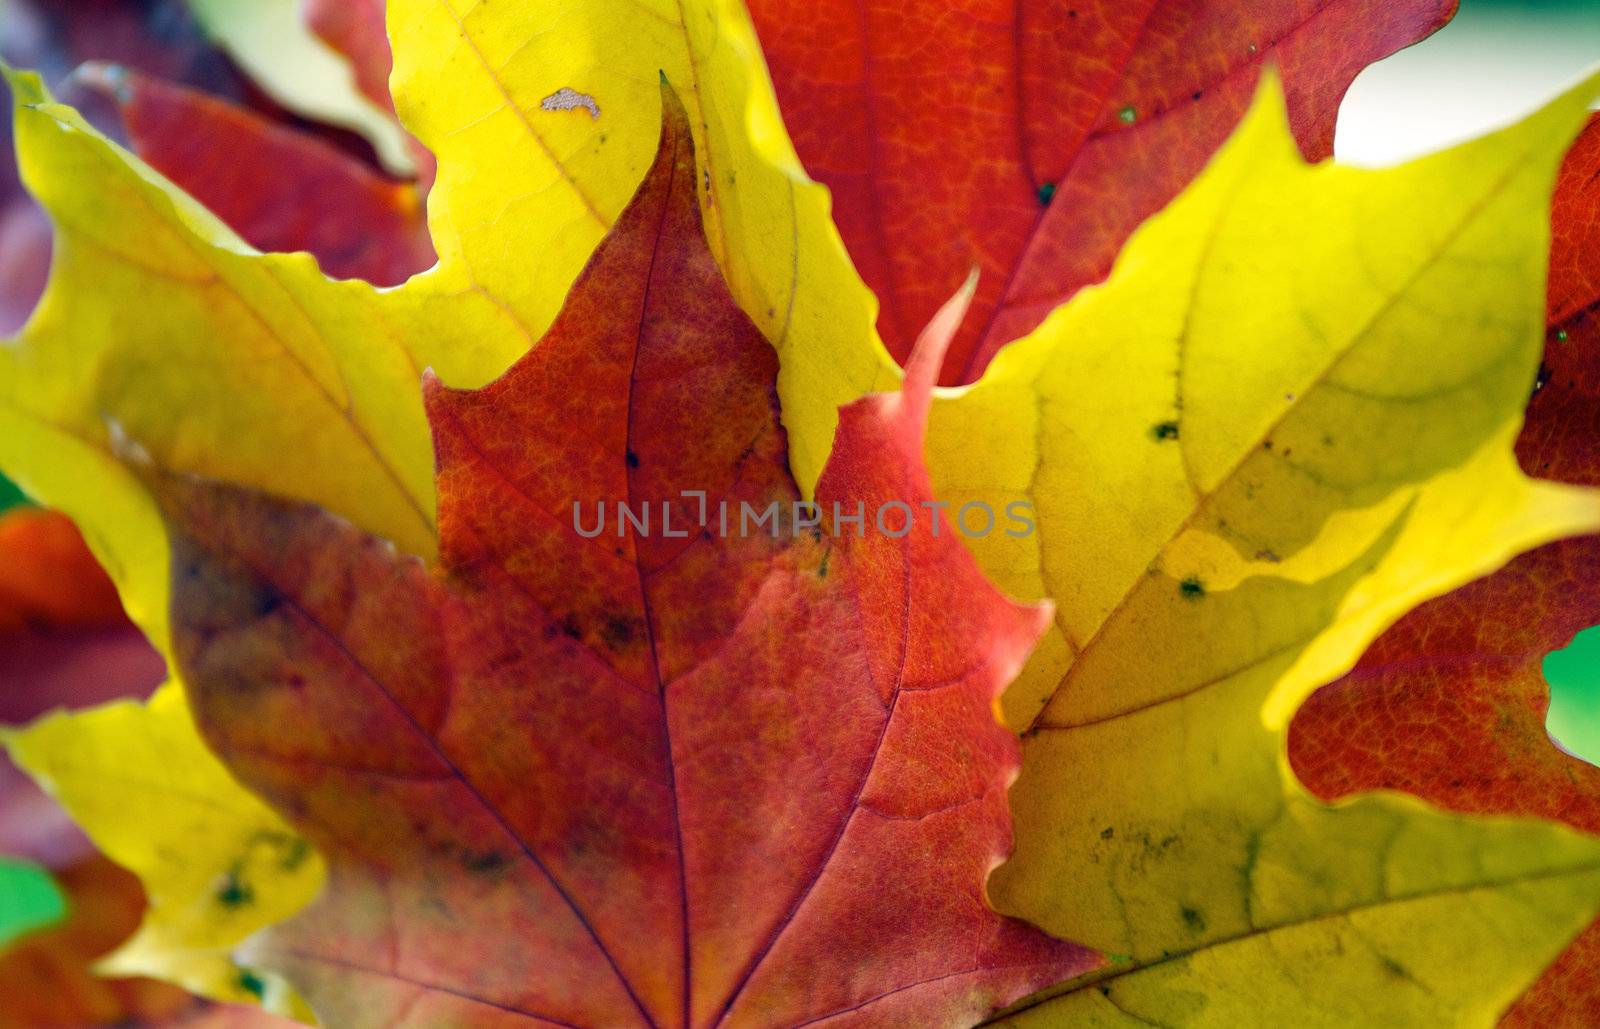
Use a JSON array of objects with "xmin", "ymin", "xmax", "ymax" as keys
[{"xmin": 3, "ymin": 0, "xmax": 1600, "ymax": 1025}]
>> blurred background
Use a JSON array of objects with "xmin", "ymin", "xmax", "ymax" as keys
[{"xmin": 1338, "ymin": 0, "xmax": 1600, "ymax": 163}]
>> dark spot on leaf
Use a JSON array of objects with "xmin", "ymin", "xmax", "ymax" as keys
[
  {"xmin": 237, "ymin": 969, "xmax": 266, "ymax": 999},
  {"xmin": 601, "ymin": 614, "xmax": 639, "ymax": 648},
  {"xmin": 1179, "ymin": 577, "xmax": 1206, "ymax": 600},
  {"xmin": 462, "ymin": 850, "xmax": 510, "ymax": 874},
  {"xmin": 1151, "ymin": 420, "xmax": 1180, "ymax": 442},
  {"xmin": 625, "ymin": 449, "xmax": 640, "ymax": 469},
  {"xmin": 561, "ymin": 615, "xmax": 583, "ymax": 640},
  {"xmin": 1381, "ymin": 956, "xmax": 1408, "ymax": 978},
  {"xmin": 1180, "ymin": 906, "xmax": 1207, "ymax": 933},
  {"xmin": 1192, "ymin": 90, "xmax": 1203, "ymax": 102},
  {"xmin": 254, "ymin": 586, "xmax": 285, "ymax": 618},
  {"xmin": 279, "ymin": 836, "xmax": 310, "ymax": 872},
  {"xmin": 1037, "ymin": 181, "xmax": 1056, "ymax": 206},
  {"xmin": 216, "ymin": 872, "xmax": 253, "ymax": 908},
  {"xmin": 1100, "ymin": 826, "xmax": 1114, "ymax": 840}
]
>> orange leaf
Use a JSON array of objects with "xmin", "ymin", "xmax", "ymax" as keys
[
  {"xmin": 0, "ymin": 856, "xmax": 192, "ymax": 1028},
  {"xmin": 143, "ymin": 86, "xmax": 1093, "ymax": 1026},
  {"xmin": 0, "ymin": 509, "xmax": 124, "ymax": 633}
]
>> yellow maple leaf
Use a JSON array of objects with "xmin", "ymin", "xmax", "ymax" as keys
[
  {"xmin": 923, "ymin": 74, "xmax": 1600, "ymax": 1022},
  {"xmin": 3, "ymin": 685, "xmax": 321, "ymax": 1018}
]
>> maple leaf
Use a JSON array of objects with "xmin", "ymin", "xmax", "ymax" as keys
[
  {"xmin": 74, "ymin": 65, "xmax": 434, "ymax": 287},
  {"xmin": 6, "ymin": 2, "xmax": 1600, "ymax": 1023},
  {"xmin": 901, "ymin": 74, "xmax": 1600, "ymax": 1021},
  {"xmin": 0, "ymin": 0, "xmax": 903, "ymax": 1000},
  {"xmin": 1289, "ymin": 112, "xmax": 1600, "ymax": 1027},
  {"xmin": 131, "ymin": 85, "xmax": 1094, "ymax": 1027},
  {"xmin": 8, "ymin": 683, "xmax": 324, "ymax": 1015},
  {"xmin": 0, "ymin": 2, "xmax": 429, "ymax": 1002},
  {"xmin": 183, "ymin": 0, "xmax": 414, "ymax": 175},
  {"xmin": 0, "ymin": 853, "xmax": 308, "ymax": 1027},
  {"xmin": 745, "ymin": 0, "xmax": 1457, "ymax": 382}
]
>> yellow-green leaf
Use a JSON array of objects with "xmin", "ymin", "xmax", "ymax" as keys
[
  {"xmin": 3, "ymin": 684, "xmax": 321, "ymax": 1018},
  {"xmin": 920, "ymin": 74, "xmax": 1600, "ymax": 1019},
  {"xmin": 0, "ymin": 65, "xmax": 441, "ymax": 1000}
]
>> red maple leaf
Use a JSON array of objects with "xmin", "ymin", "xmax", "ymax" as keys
[
  {"xmin": 143, "ymin": 86, "xmax": 1095, "ymax": 1027},
  {"xmin": 746, "ymin": 0, "xmax": 1457, "ymax": 382}
]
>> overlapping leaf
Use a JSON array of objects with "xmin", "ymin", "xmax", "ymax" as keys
[
  {"xmin": 0, "ymin": 0, "xmax": 904, "ymax": 1000},
  {"xmin": 895, "ymin": 74, "xmax": 1600, "ymax": 1021},
  {"xmin": 746, "ymin": 0, "xmax": 1456, "ymax": 382},
  {"xmin": 140, "ymin": 87, "xmax": 1092, "ymax": 1027},
  {"xmin": 0, "ymin": 0, "xmax": 429, "ymax": 996},
  {"xmin": 7, "ymin": 0, "xmax": 1600, "ymax": 1023},
  {"xmin": 183, "ymin": 0, "xmax": 414, "ymax": 174},
  {"xmin": 1289, "ymin": 112, "xmax": 1600, "ymax": 1028},
  {"xmin": 77, "ymin": 66, "xmax": 433, "ymax": 286}
]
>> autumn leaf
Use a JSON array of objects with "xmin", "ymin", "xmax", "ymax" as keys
[
  {"xmin": 0, "ymin": 0, "xmax": 901, "ymax": 1000},
  {"xmin": 0, "ymin": 506, "xmax": 165, "ymax": 734},
  {"xmin": 889, "ymin": 72, "xmax": 1600, "ymax": 1022},
  {"xmin": 73, "ymin": 65, "xmax": 434, "ymax": 287},
  {"xmin": 7, "ymin": 682, "xmax": 323, "ymax": 1015},
  {"xmin": 0, "ymin": 507, "xmax": 125, "ymax": 632},
  {"xmin": 1289, "ymin": 112, "xmax": 1600, "ymax": 1028},
  {"xmin": 303, "ymin": 0, "xmax": 395, "ymax": 118},
  {"xmin": 746, "ymin": 0, "xmax": 1457, "ymax": 382},
  {"xmin": 129, "ymin": 85, "xmax": 1094, "ymax": 1027},
  {"xmin": 0, "ymin": 854, "xmax": 300, "ymax": 1028},
  {"xmin": 8, "ymin": 2, "xmax": 1600, "ymax": 1024},
  {"xmin": 385, "ymin": 0, "xmax": 898, "ymax": 494},
  {"xmin": 183, "ymin": 0, "xmax": 414, "ymax": 174},
  {"xmin": 0, "ymin": 6, "xmax": 433, "ymax": 1002}
]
